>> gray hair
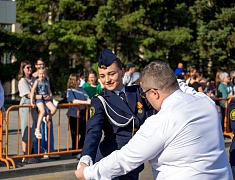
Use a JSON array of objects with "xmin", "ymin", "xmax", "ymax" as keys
[
  {"xmin": 219, "ymin": 72, "xmax": 228, "ymax": 82},
  {"xmin": 140, "ymin": 61, "xmax": 179, "ymax": 92}
]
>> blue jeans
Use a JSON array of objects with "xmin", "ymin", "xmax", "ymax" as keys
[{"xmin": 34, "ymin": 108, "xmax": 55, "ymax": 153}]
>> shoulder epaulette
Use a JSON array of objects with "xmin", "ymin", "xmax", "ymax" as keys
[
  {"xmin": 99, "ymin": 91, "xmax": 104, "ymax": 96},
  {"xmin": 96, "ymin": 91, "xmax": 104, "ymax": 96},
  {"xmin": 93, "ymin": 91, "xmax": 104, "ymax": 98}
]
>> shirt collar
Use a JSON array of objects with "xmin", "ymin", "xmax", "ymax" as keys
[
  {"xmin": 161, "ymin": 89, "xmax": 181, "ymax": 110},
  {"xmin": 114, "ymin": 86, "xmax": 126, "ymax": 95}
]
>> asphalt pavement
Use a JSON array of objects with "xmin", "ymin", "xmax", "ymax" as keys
[{"xmin": 0, "ymin": 106, "xmax": 232, "ymax": 179}]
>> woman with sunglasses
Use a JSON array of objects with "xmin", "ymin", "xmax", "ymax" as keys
[{"xmin": 18, "ymin": 60, "xmax": 39, "ymax": 163}]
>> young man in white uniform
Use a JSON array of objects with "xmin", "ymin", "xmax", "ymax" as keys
[{"xmin": 75, "ymin": 60, "xmax": 232, "ymax": 180}]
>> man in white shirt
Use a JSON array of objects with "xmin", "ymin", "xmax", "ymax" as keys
[
  {"xmin": 123, "ymin": 63, "xmax": 136, "ymax": 86},
  {"xmin": 78, "ymin": 71, "xmax": 85, "ymax": 87},
  {"xmin": 75, "ymin": 60, "xmax": 232, "ymax": 180}
]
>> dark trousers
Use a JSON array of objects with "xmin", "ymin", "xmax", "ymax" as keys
[
  {"xmin": 69, "ymin": 109, "xmax": 86, "ymax": 152},
  {"xmin": 221, "ymin": 106, "xmax": 225, "ymax": 132}
]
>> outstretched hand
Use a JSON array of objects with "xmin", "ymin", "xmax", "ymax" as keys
[{"xmin": 75, "ymin": 163, "xmax": 88, "ymax": 180}]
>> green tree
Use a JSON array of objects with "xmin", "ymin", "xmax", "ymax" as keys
[
  {"xmin": 92, "ymin": 0, "xmax": 197, "ymax": 71},
  {"xmin": 2, "ymin": 0, "xmax": 235, "ymax": 90},
  {"xmin": 16, "ymin": 0, "xmax": 99, "ymax": 93},
  {"xmin": 190, "ymin": 0, "xmax": 235, "ymax": 75}
]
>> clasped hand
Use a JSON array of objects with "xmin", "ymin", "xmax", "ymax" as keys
[
  {"xmin": 75, "ymin": 163, "xmax": 88, "ymax": 180},
  {"xmin": 42, "ymin": 94, "xmax": 51, "ymax": 100}
]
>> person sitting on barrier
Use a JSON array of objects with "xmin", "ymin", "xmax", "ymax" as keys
[
  {"xmin": 32, "ymin": 58, "xmax": 59, "ymax": 159},
  {"xmin": 30, "ymin": 68, "xmax": 57, "ymax": 139},
  {"xmin": 18, "ymin": 60, "xmax": 39, "ymax": 163},
  {"xmin": 66, "ymin": 73, "xmax": 91, "ymax": 159},
  {"xmin": 75, "ymin": 60, "xmax": 232, "ymax": 180}
]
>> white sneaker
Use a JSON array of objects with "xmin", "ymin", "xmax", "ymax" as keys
[
  {"xmin": 22, "ymin": 157, "xmax": 26, "ymax": 163},
  {"xmin": 53, "ymin": 99, "xmax": 59, "ymax": 107},
  {"xmin": 43, "ymin": 117, "xmax": 47, "ymax": 123},
  {"xmin": 43, "ymin": 154, "xmax": 49, "ymax": 158}
]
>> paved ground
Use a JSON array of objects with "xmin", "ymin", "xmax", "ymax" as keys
[
  {"xmin": 0, "ymin": 107, "xmax": 77, "ymax": 178},
  {"xmin": 1, "ymin": 162, "xmax": 154, "ymax": 180},
  {"xmin": 0, "ymin": 106, "xmax": 232, "ymax": 179}
]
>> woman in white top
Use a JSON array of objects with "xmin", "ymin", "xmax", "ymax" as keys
[{"xmin": 18, "ymin": 60, "xmax": 40, "ymax": 163}]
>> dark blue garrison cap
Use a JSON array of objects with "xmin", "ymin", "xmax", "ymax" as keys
[{"xmin": 98, "ymin": 48, "xmax": 118, "ymax": 68}]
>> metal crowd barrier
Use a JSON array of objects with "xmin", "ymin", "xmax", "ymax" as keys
[
  {"xmin": 0, "ymin": 107, "xmax": 10, "ymax": 169},
  {"xmin": 0, "ymin": 97, "xmax": 234, "ymax": 169},
  {"xmin": 1, "ymin": 103, "xmax": 89, "ymax": 169},
  {"xmin": 212, "ymin": 97, "xmax": 234, "ymax": 139}
]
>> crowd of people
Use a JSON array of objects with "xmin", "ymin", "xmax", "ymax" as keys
[
  {"xmin": 1, "ymin": 51, "xmax": 235, "ymax": 179},
  {"xmin": 174, "ymin": 63, "xmax": 235, "ymax": 131}
]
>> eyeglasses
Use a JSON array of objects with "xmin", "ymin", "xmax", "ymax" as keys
[
  {"xmin": 140, "ymin": 88, "xmax": 158, "ymax": 98},
  {"xmin": 25, "ymin": 66, "xmax": 32, "ymax": 70}
]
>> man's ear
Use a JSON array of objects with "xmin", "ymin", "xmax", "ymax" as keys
[{"xmin": 151, "ymin": 89, "xmax": 159, "ymax": 99}]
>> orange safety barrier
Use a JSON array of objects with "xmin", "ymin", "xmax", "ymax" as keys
[
  {"xmin": 0, "ymin": 107, "xmax": 10, "ymax": 169},
  {"xmin": 213, "ymin": 97, "xmax": 234, "ymax": 139},
  {"xmin": 1, "ymin": 97, "xmax": 234, "ymax": 169},
  {"xmin": 2, "ymin": 103, "xmax": 89, "ymax": 169}
]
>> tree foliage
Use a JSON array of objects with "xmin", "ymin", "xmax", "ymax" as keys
[{"xmin": 1, "ymin": 0, "xmax": 235, "ymax": 92}]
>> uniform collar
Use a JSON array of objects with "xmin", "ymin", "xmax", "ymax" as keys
[
  {"xmin": 103, "ymin": 86, "xmax": 137, "ymax": 115},
  {"xmin": 114, "ymin": 86, "xmax": 126, "ymax": 95}
]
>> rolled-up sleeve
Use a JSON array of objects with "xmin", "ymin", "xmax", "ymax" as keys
[
  {"xmin": 84, "ymin": 116, "xmax": 165, "ymax": 179},
  {"xmin": 66, "ymin": 89, "xmax": 74, "ymax": 103}
]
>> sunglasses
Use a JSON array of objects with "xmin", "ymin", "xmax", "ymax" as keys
[
  {"xmin": 140, "ymin": 88, "xmax": 158, "ymax": 98},
  {"xmin": 25, "ymin": 66, "xmax": 32, "ymax": 70}
]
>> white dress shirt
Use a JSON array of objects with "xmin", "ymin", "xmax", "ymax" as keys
[{"xmin": 83, "ymin": 89, "xmax": 232, "ymax": 180}]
